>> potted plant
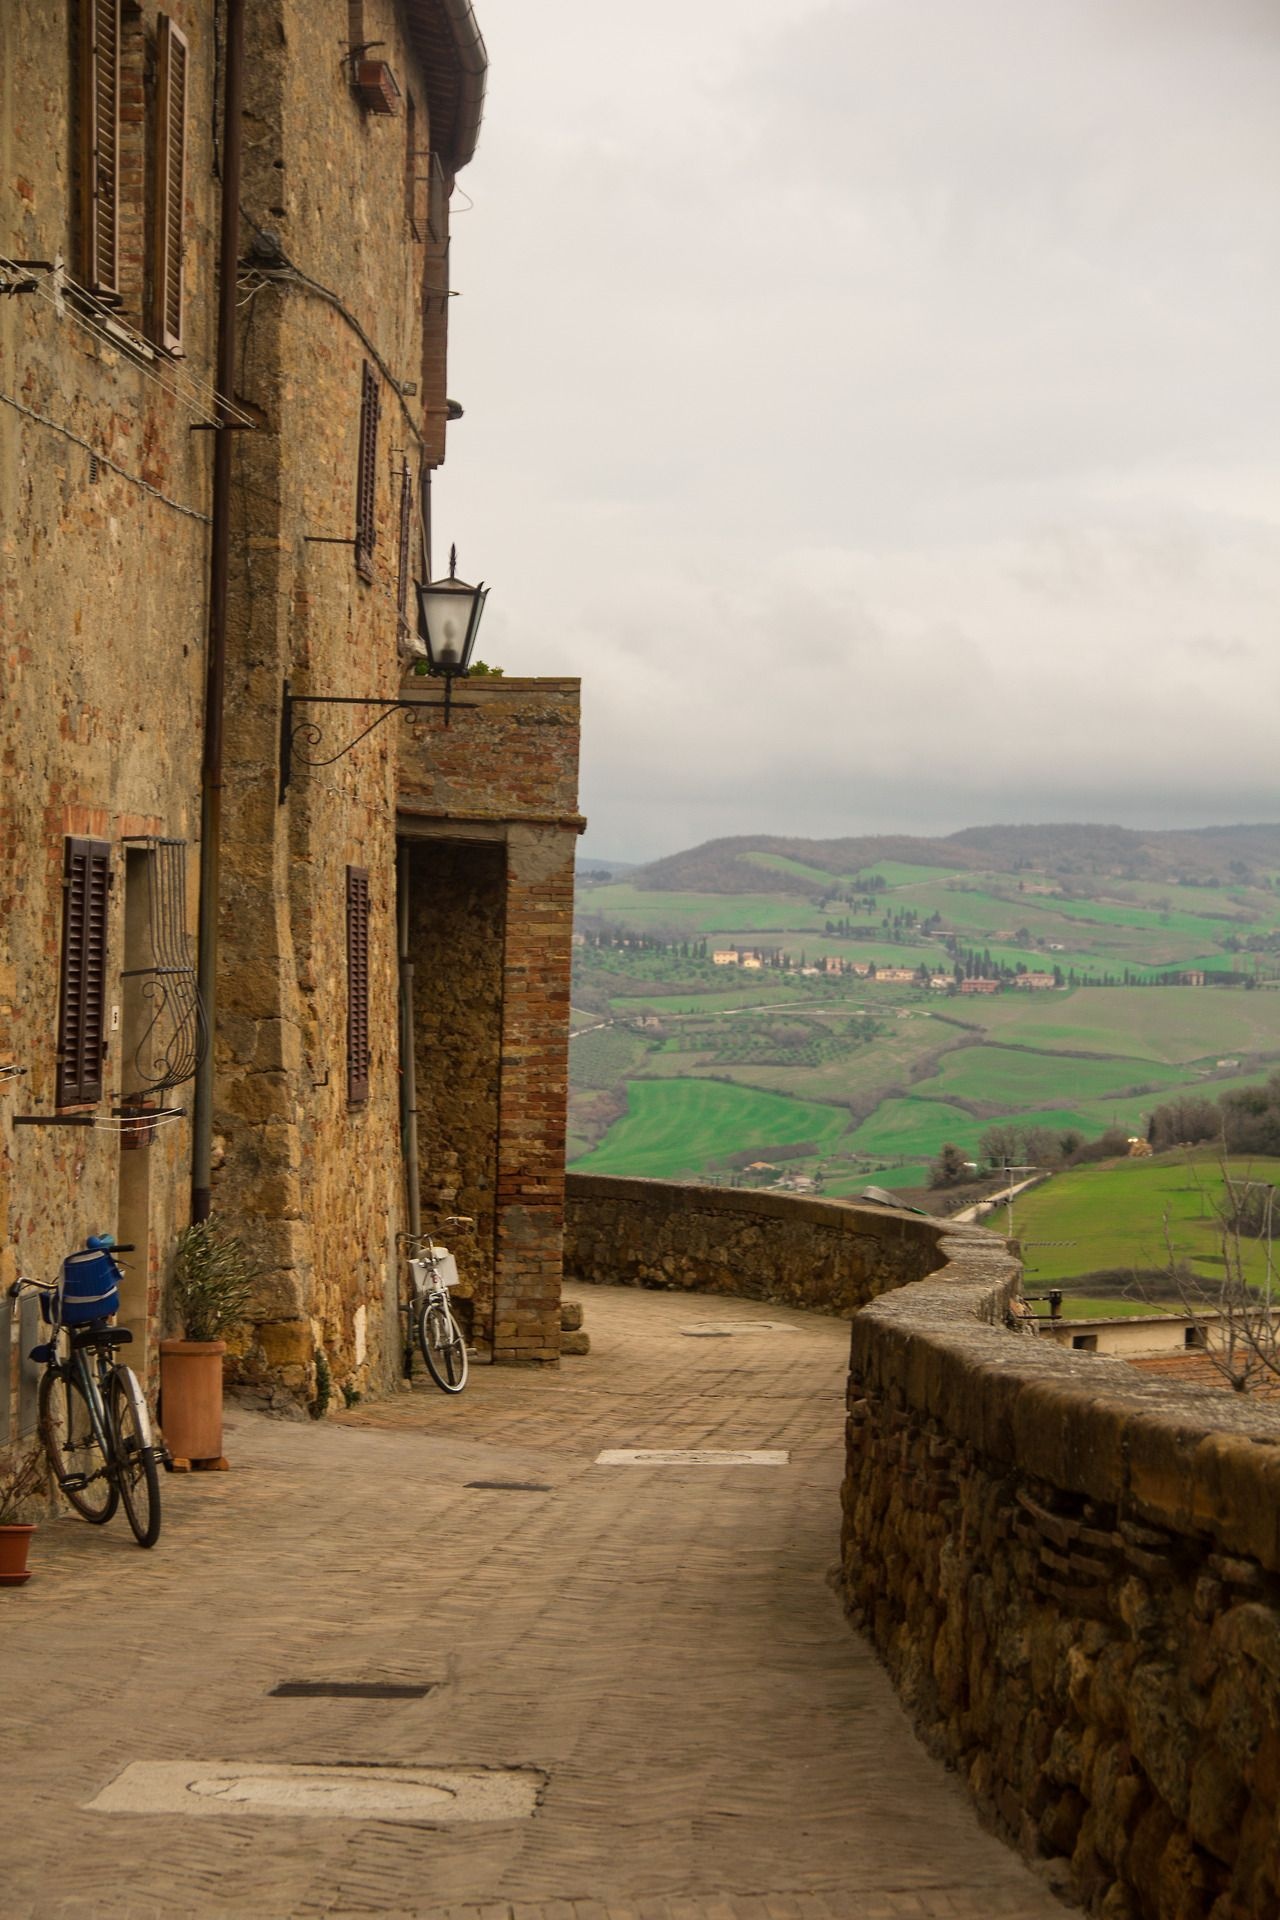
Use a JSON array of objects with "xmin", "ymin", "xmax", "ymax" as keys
[
  {"xmin": 0, "ymin": 1446, "xmax": 46, "ymax": 1585},
  {"xmin": 160, "ymin": 1216, "xmax": 259, "ymax": 1472}
]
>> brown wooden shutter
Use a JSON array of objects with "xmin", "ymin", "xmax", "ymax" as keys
[
  {"xmin": 427, "ymin": 154, "xmax": 447, "ymax": 245},
  {"xmin": 354, "ymin": 362, "xmax": 380, "ymax": 581},
  {"xmin": 346, "ymin": 867, "xmax": 371, "ymax": 1105},
  {"xmin": 405, "ymin": 94, "xmax": 420, "ymax": 237},
  {"xmin": 57, "ymin": 838, "xmax": 111, "ymax": 1107},
  {"xmin": 395, "ymin": 461, "xmax": 414, "ymax": 647},
  {"xmin": 152, "ymin": 15, "xmax": 188, "ymax": 353},
  {"xmin": 80, "ymin": 0, "xmax": 122, "ymax": 296}
]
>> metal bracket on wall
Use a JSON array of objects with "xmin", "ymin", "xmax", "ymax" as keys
[{"xmin": 278, "ymin": 678, "xmax": 474, "ymax": 803}]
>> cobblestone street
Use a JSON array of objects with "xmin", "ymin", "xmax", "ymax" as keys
[{"xmin": 0, "ymin": 1287, "xmax": 1067, "ymax": 1920}]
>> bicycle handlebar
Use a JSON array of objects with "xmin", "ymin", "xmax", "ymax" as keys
[{"xmin": 397, "ymin": 1220, "xmax": 473, "ymax": 1248}]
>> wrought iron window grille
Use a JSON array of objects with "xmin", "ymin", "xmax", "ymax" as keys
[{"xmin": 119, "ymin": 836, "xmax": 206, "ymax": 1094}]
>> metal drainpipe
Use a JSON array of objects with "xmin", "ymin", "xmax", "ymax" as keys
[
  {"xmin": 398, "ymin": 842, "xmax": 421, "ymax": 1242},
  {"xmin": 192, "ymin": 0, "xmax": 246, "ymax": 1223}
]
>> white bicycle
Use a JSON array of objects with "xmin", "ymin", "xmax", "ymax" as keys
[{"xmin": 400, "ymin": 1221, "xmax": 471, "ymax": 1394}]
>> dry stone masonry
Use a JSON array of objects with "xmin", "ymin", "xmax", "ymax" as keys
[{"xmin": 566, "ymin": 1177, "xmax": 1280, "ymax": 1920}]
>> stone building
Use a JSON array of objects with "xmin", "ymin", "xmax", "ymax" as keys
[
  {"xmin": 1, "ymin": 0, "xmax": 222, "ymax": 1430},
  {"xmin": 2, "ymin": 0, "xmax": 581, "ymax": 1464}
]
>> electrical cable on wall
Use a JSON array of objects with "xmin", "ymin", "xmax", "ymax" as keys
[
  {"xmin": 0, "ymin": 256, "xmax": 253, "ymax": 428},
  {"xmin": 237, "ymin": 209, "xmax": 427, "ymax": 451},
  {"xmin": 0, "ymin": 390, "xmax": 213, "ymax": 524}
]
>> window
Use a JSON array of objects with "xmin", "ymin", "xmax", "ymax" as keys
[
  {"xmin": 79, "ymin": 0, "xmax": 122, "ymax": 296},
  {"xmin": 151, "ymin": 14, "xmax": 188, "ymax": 353},
  {"xmin": 346, "ymin": 867, "xmax": 370, "ymax": 1105},
  {"xmin": 57, "ymin": 838, "xmax": 111, "ymax": 1107},
  {"xmin": 354, "ymin": 361, "xmax": 380, "ymax": 581}
]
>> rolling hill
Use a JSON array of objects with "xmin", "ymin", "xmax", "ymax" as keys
[{"xmin": 569, "ymin": 822, "xmax": 1280, "ymax": 1195}]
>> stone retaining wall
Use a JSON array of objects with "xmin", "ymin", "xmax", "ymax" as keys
[
  {"xmin": 849, "ymin": 1227, "xmax": 1280, "ymax": 1920},
  {"xmin": 564, "ymin": 1174, "xmax": 944, "ymax": 1313},
  {"xmin": 565, "ymin": 1176, "xmax": 1280, "ymax": 1920}
]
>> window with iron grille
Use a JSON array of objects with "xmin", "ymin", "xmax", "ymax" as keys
[
  {"xmin": 79, "ymin": 0, "xmax": 122, "ymax": 296},
  {"xmin": 57, "ymin": 838, "xmax": 111, "ymax": 1107},
  {"xmin": 346, "ymin": 867, "xmax": 371, "ymax": 1105},
  {"xmin": 355, "ymin": 362, "xmax": 380, "ymax": 581},
  {"xmin": 151, "ymin": 14, "xmax": 188, "ymax": 353}
]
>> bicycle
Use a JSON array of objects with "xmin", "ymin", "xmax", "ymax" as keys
[
  {"xmin": 8, "ymin": 1235, "xmax": 162, "ymax": 1547},
  {"xmin": 400, "ymin": 1221, "xmax": 472, "ymax": 1394}
]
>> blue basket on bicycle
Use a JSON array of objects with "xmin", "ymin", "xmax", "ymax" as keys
[{"xmin": 59, "ymin": 1248, "xmax": 120, "ymax": 1325}]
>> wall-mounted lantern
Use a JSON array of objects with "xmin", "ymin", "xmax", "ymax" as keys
[
  {"xmin": 277, "ymin": 542, "xmax": 487, "ymax": 801},
  {"xmin": 415, "ymin": 545, "xmax": 488, "ymax": 719}
]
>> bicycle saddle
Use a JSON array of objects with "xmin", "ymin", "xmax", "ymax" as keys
[{"xmin": 69, "ymin": 1324, "xmax": 133, "ymax": 1350}]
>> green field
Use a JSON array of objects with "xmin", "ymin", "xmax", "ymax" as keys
[
  {"xmin": 572, "ymin": 835, "xmax": 1280, "ymax": 1205},
  {"xmin": 569, "ymin": 1078, "xmax": 851, "ymax": 1179},
  {"xmin": 1013, "ymin": 1152, "xmax": 1280, "ymax": 1298},
  {"xmin": 912, "ymin": 1044, "xmax": 1187, "ymax": 1109},
  {"xmin": 972, "ymin": 987, "xmax": 1280, "ymax": 1063},
  {"xmin": 581, "ymin": 885, "xmax": 828, "ymax": 933},
  {"xmin": 846, "ymin": 1098, "xmax": 987, "ymax": 1160}
]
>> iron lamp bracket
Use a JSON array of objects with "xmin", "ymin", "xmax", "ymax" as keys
[{"xmin": 278, "ymin": 678, "xmax": 474, "ymax": 802}]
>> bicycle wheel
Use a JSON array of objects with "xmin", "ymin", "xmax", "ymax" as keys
[
  {"xmin": 418, "ymin": 1299, "xmax": 468, "ymax": 1393},
  {"xmin": 109, "ymin": 1372, "xmax": 161, "ymax": 1548},
  {"xmin": 39, "ymin": 1368, "xmax": 117, "ymax": 1523}
]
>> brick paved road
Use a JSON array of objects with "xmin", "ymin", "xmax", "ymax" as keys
[{"xmin": 0, "ymin": 1288, "xmax": 1068, "ymax": 1919}]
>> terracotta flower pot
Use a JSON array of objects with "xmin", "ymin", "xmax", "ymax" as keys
[
  {"xmin": 159, "ymin": 1339, "xmax": 228, "ymax": 1470},
  {"xmin": 0, "ymin": 1524, "xmax": 36, "ymax": 1586}
]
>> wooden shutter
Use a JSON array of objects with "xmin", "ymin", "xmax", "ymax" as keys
[
  {"xmin": 80, "ymin": 0, "xmax": 122, "ymax": 296},
  {"xmin": 152, "ymin": 15, "xmax": 188, "ymax": 353},
  {"xmin": 57, "ymin": 838, "xmax": 111, "ymax": 1107},
  {"xmin": 427, "ymin": 154, "xmax": 447, "ymax": 245},
  {"xmin": 395, "ymin": 462, "xmax": 414, "ymax": 647},
  {"xmin": 354, "ymin": 362, "xmax": 380, "ymax": 581},
  {"xmin": 346, "ymin": 867, "xmax": 371, "ymax": 1106},
  {"xmin": 405, "ymin": 94, "xmax": 420, "ymax": 237}
]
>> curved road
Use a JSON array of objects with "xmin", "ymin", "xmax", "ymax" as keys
[{"xmin": 0, "ymin": 1287, "xmax": 1069, "ymax": 1919}]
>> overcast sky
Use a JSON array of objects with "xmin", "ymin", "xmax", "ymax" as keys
[{"xmin": 439, "ymin": 0, "xmax": 1280, "ymax": 865}]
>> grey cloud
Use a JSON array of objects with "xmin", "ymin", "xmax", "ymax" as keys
[{"xmin": 443, "ymin": 0, "xmax": 1280, "ymax": 863}]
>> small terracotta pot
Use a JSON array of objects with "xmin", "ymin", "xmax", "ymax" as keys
[
  {"xmin": 0, "ymin": 1524, "xmax": 36, "ymax": 1586},
  {"xmin": 159, "ymin": 1339, "xmax": 227, "ymax": 1466}
]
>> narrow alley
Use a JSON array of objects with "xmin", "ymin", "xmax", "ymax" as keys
[{"xmin": 0, "ymin": 1287, "xmax": 1065, "ymax": 1920}]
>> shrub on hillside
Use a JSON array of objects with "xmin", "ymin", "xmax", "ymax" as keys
[
  {"xmin": 1146, "ymin": 1096, "xmax": 1222, "ymax": 1152},
  {"xmin": 1065, "ymin": 1126, "xmax": 1134, "ymax": 1165},
  {"xmin": 1219, "ymin": 1072, "xmax": 1280, "ymax": 1157},
  {"xmin": 928, "ymin": 1142, "xmax": 977, "ymax": 1189}
]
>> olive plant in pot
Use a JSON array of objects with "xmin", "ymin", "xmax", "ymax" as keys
[
  {"xmin": 0, "ymin": 1445, "xmax": 47, "ymax": 1585},
  {"xmin": 160, "ymin": 1216, "xmax": 259, "ymax": 1471}
]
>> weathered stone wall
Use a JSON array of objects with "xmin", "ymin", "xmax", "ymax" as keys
[
  {"xmin": 566, "ymin": 1178, "xmax": 1280, "ymax": 1919},
  {"xmin": 2, "ymin": 1, "xmax": 530, "ymax": 1432},
  {"xmin": 398, "ymin": 677, "xmax": 584, "ymax": 826},
  {"xmin": 214, "ymin": 0, "xmax": 458, "ymax": 1406},
  {"xmin": 401, "ymin": 681, "xmax": 584, "ymax": 1365},
  {"xmin": 564, "ymin": 1176, "xmax": 946, "ymax": 1313},
  {"xmin": 492, "ymin": 822, "xmax": 577, "ymax": 1362},
  {"xmin": 846, "ymin": 1231, "xmax": 1280, "ymax": 1920},
  {"xmin": 0, "ymin": 0, "xmax": 218, "ymax": 1437},
  {"xmin": 408, "ymin": 837, "xmax": 505, "ymax": 1343}
]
